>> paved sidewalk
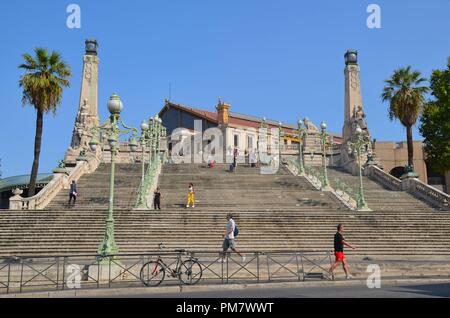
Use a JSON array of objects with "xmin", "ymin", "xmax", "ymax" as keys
[{"xmin": 2, "ymin": 277, "xmax": 450, "ymax": 298}]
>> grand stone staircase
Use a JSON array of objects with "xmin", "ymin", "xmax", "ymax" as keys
[{"xmin": 0, "ymin": 163, "xmax": 449, "ymax": 258}]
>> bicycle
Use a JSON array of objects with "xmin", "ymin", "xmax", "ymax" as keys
[{"xmin": 140, "ymin": 243, "xmax": 203, "ymax": 287}]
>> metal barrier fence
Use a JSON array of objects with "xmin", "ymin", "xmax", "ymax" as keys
[{"xmin": 0, "ymin": 250, "xmax": 334, "ymax": 294}]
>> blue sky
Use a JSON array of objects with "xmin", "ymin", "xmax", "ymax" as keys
[{"xmin": 0, "ymin": 0, "xmax": 449, "ymax": 177}]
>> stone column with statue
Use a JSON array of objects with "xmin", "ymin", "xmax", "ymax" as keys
[
  {"xmin": 64, "ymin": 39, "xmax": 100, "ymax": 165},
  {"xmin": 340, "ymin": 49, "xmax": 380, "ymax": 175}
]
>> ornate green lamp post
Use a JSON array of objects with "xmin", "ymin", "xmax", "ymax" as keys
[
  {"xmin": 135, "ymin": 119, "xmax": 151, "ymax": 209},
  {"xmin": 154, "ymin": 115, "xmax": 162, "ymax": 164},
  {"xmin": 347, "ymin": 124, "xmax": 370, "ymax": 211},
  {"xmin": 297, "ymin": 119, "xmax": 306, "ymax": 176},
  {"xmin": 89, "ymin": 93, "xmax": 138, "ymax": 258},
  {"xmin": 278, "ymin": 121, "xmax": 283, "ymax": 164},
  {"xmin": 319, "ymin": 121, "xmax": 331, "ymax": 191},
  {"xmin": 140, "ymin": 120, "xmax": 149, "ymax": 183}
]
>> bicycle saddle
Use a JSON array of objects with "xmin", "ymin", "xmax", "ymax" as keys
[{"xmin": 175, "ymin": 249, "xmax": 186, "ymax": 253}]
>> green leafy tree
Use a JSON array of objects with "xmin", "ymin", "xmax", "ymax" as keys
[
  {"xmin": 381, "ymin": 66, "xmax": 429, "ymax": 170},
  {"xmin": 19, "ymin": 48, "xmax": 72, "ymax": 197},
  {"xmin": 419, "ymin": 58, "xmax": 450, "ymax": 174}
]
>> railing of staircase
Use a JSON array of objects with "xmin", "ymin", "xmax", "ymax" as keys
[
  {"xmin": 134, "ymin": 152, "xmax": 162, "ymax": 209},
  {"xmin": 286, "ymin": 158, "xmax": 358, "ymax": 210},
  {"xmin": 332, "ymin": 178, "xmax": 358, "ymax": 209},
  {"xmin": 0, "ymin": 251, "xmax": 333, "ymax": 295},
  {"xmin": 365, "ymin": 165, "xmax": 402, "ymax": 191},
  {"xmin": 403, "ymin": 178, "xmax": 450, "ymax": 210}
]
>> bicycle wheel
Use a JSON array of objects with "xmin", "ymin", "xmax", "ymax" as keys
[
  {"xmin": 179, "ymin": 259, "xmax": 202, "ymax": 285},
  {"xmin": 140, "ymin": 261, "xmax": 165, "ymax": 287}
]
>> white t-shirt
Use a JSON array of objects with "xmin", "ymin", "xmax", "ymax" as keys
[{"xmin": 226, "ymin": 219, "xmax": 235, "ymax": 240}]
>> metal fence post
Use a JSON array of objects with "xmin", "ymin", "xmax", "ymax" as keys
[
  {"xmin": 108, "ymin": 257, "xmax": 112, "ymax": 289},
  {"xmin": 300, "ymin": 253, "xmax": 305, "ymax": 281},
  {"xmin": 97, "ymin": 258, "xmax": 100, "ymax": 289},
  {"xmin": 295, "ymin": 253, "xmax": 301, "ymax": 281},
  {"xmin": 19, "ymin": 261, "xmax": 24, "ymax": 293},
  {"xmin": 62, "ymin": 257, "xmax": 67, "ymax": 290},
  {"xmin": 266, "ymin": 253, "xmax": 271, "ymax": 282},
  {"xmin": 56, "ymin": 257, "xmax": 60, "ymax": 290},
  {"xmin": 226, "ymin": 254, "xmax": 229, "ymax": 284},
  {"xmin": 6, "ymin": 263, "xmax": 11, "ymax": 294},
  {"xmin": 328, "ymin": 251, "xmax": 334, "ymax": 281},
  {"xmin": 256, "ymin": 252, "xmax": 260, "ymax": 283}
]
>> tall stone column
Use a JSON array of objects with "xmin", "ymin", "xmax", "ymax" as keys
[
  {"xmin": 65, "ymin": 39, "xmax": 100, "ymax": 165},
  {"xmin": 343, "ymin": 50, "xmax": 364, "ymax": 143},
  {"xmin": 340, "ymin": 50, "xmax": 376, "ymax": 174}
]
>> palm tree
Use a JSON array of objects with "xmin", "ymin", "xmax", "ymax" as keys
[
  {"xmin": 19, "ymin": 48, "xmax": 71, "ymax": 197},
  {"xmin": 381, "ymin": 66, "xmax": 429, "ymax": 173}
]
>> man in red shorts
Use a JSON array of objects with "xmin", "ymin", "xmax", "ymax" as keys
[{"xmin": 329, "ymin": 224, "xmax": 356, "ymax": 279}]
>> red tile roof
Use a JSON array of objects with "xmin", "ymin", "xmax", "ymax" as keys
[{"xmin": 161, "ymin": 100, "xmax": 343, "ymax": 143}]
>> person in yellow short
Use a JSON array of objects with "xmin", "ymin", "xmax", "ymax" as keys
[{"xmin": 186, "ymin": 183, "xmax": 195, "ymax": 208}]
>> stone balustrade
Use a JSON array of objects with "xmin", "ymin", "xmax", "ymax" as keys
[
  {"xmin": 9, "ymin": 154, "xmax": 100, "ymax": 210},
  {"xmin": 365, "ymin": 164, "xmax": 449, "ymax": 210},
  {"xmin": 402, "ymin": 177, "xmax": 450, "ymax": 210},
  {"xmin": 365, "ymin": 165, "xmax": 402, "ymax": 191}
]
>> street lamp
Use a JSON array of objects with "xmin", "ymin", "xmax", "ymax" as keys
[
  {"xmin": 297, "ymin": 119, "xmax": 306, "ymax": 176},
  {"xmin": 135, "ymin": 119, "xmax": 151, "ymax": 209},
  {"xmin": 347, "ymin": 124, "xmax": 370, "ymax": 211},
  {"xmin": 319, "ymin": 121, "xmax": 331, "ymax": 191},
  {"xmin": 140, "ymin": 120, "xmax": 149, "ymax": 183},
  {"xmin": 278, "ymin": 121, "xmax": 283, "ymax": 163},
  {"xmin": 89, "ymin": 93, "xmax": 138, "ymax": 258}
]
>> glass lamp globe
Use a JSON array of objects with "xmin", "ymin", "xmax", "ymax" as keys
[
  {"xmin": 107, "ymin": 93, "xmax": 123, "ymax": 115},
  {"xmin": 89, "ymin": 140, "xmax": 98, "ymax": 151},
  {"xmin": 108, "ymin": 136, "xmax": 118, "ymax": 148},
  {"xmin": 141, "ymin": 120, "xmax": 149, "ymax": 131},
  {"xmin": 320, "ymin": 121, "xmax": 327, "ymax": 130},
  {"xmin": 345, "ymin": 50, "xmax": 358, "ymax": 65}
]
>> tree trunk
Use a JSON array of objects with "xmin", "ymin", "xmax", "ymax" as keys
[
  {"xmin": 28, "ymin": 109, "xmax": 44, "ymax": 197},
  {"xmin": 406, "ymin": 125, "xmax": 414, "ymax": 169}
]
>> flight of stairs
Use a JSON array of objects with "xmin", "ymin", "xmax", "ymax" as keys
[
  {"xmin": 46, "ymin": 163, "xmax": 141, "ymax": 210},
  {"xmin": 0, "ymin": 163, "xmax": 449, "ymax": 258}
]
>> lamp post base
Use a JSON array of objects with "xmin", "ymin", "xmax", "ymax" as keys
[
  {"xmin": 97, "ymin": 220, "xmax": 119, "ymax": 262},
  {"xmin": 357, "ymin": 194, "xmax": 371, "ymax": 211}
]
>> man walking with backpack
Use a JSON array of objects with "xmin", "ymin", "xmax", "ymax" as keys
[{"xmin": 221, "ymin": 213, "xmax": 246, "ymax": 263}]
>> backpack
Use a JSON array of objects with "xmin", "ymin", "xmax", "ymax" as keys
[{"xmin": 233, "ymin": 225, "xmax": 239, "ymax": 238}]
